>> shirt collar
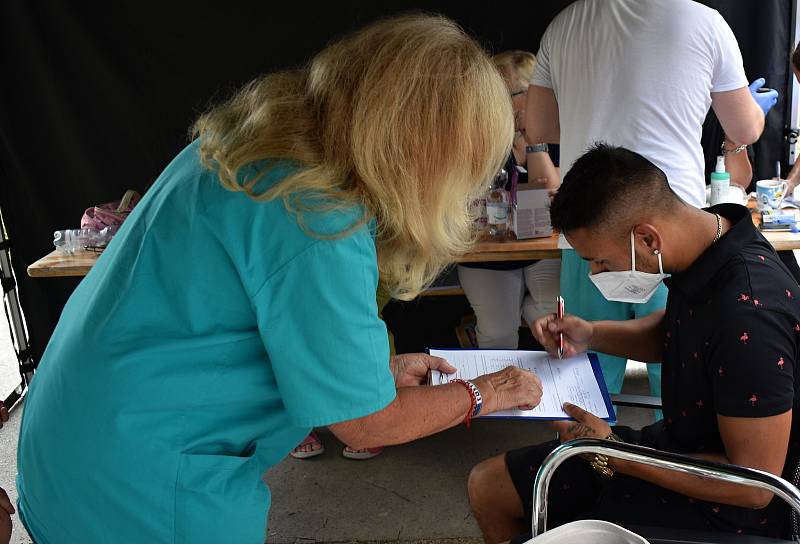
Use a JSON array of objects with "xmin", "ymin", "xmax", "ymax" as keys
[{"xmin": 665, "ymin": 204, "xmax": 762, "ymax": 300}]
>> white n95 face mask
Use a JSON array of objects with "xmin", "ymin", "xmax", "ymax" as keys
[{"xmin": 588, "ymin": 231, "xmax": 666, "ymax": 304}]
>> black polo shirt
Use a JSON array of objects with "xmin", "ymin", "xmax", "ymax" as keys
[{"xmin": 639, "ymin": 204, "xmax": 800, "ymax": 533}]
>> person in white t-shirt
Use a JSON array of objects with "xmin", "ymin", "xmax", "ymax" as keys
[{"xmin": 524, "ymin": 0, "xmax": 766, "ymax": 400}]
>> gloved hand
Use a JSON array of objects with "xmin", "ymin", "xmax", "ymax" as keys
[{"xmin": 749, "ymin": 77, "xmax": 778, "ymax": 116}]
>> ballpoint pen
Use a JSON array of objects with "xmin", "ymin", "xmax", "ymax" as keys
[{"xmin": 556, "ymin": 295, "xmax": 564, "ymax": 359}]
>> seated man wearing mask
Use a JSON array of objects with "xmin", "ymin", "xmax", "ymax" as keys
[{"xmin": 468, "ymin": 143, "xmax": 800, "ymax": 543}]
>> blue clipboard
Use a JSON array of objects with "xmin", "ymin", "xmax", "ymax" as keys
[{"xmin": 426, "ymin": 348, "xmax": 616, "ymax": 423}]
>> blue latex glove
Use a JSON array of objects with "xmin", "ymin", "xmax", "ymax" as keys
[{"xmin": 749, "ymin": 77, "xmax": 778, "ymax": 116}]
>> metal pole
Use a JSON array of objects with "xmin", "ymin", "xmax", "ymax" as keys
[
  {"xmin": 532, "ymin": 438, "xmax": 800, "ymax": 538},
  {"xmin": 0, "ymin": 208, "xmax": 34, "ymax": 410}
]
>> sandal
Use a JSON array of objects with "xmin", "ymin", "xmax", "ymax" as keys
[
  {"xmin": 290, "ymin": 431, "xmax": 325, "ymax": 459},
  {"xmin": 342, "ymin": 445, "xmax": 384, "ymax": 460}
]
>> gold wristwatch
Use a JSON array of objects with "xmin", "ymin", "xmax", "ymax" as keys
[{"xmin": 590, "ymin": 433, "xmax": 624, "ymax": 478}]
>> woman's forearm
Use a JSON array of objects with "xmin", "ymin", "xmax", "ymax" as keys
[
  {"xmin": 525, "ymin": 151, "xmax": 560, "ymax": 190},
  {"xmin": 590, "ymin": 310, "xmax": 665, "ymax": 363},
  {"xmin": 328, "ymin": 384, "xmax": 472, "ymax": 449}
]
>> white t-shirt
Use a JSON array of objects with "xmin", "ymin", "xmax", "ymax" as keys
[{"xmin": 531, "ymin": 0, "xmax": 748, "ymax": 208}]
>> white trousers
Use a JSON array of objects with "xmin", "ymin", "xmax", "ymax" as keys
[{"xmin": 457, "ymin": 259, "xmax": 561, "ymax": 349}]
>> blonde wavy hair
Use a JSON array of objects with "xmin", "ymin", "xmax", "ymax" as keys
[
  {"xmin": 193, "ymin": 14, "xmax": 513, "ymax": 300},
  {"xmin": 493, "ymin": 50, "xmax": 537, "ymax": 92}
]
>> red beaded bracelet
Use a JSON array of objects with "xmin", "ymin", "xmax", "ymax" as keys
[{"xmin": 451, "ymin": 379, "xmax": 482, "ymax": 429}]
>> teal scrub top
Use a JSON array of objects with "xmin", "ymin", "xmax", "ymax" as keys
[{"xmin": 16, "ymin": 141, "xmax": 396, "ymax": 543}]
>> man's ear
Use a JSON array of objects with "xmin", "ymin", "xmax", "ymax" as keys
[{"xmin": 632, "ymin": 223, "xmax": 663, "ymax": 254}]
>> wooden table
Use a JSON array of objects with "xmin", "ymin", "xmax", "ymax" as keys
[
  {"xmin": 27, "ymin": 238, "xmax": 564, "ymax": 277},
  {"xmin": 26, "ymin": 209, "xmax": 800, "ymax": 277},
  {"xmin": 749, "ymin": 212, "xmax": 800, "ymax": 252},
  {"xmin": 27, "ymin": 249, "xmax": 99, "ymax": 278},
  {"xmin": 461, "ymin": 207, "xmax": 800, "ymax": 262},
  {"xmin": 459, "ymin": 234, "xmax": 560, "ymax": 262}
]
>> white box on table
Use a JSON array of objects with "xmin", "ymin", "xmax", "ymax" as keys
[{"xmin": 512, "ymin": 183, "xmax": 553, "ymax": 239}]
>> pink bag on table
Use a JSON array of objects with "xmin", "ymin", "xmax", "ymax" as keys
[{"xmin": 80, "ymin": 190, "xmax": 141, "ymax": 234}]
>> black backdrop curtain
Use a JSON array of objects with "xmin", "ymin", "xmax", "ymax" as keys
[{"xmin": 0, "ymin": 1, "xmax": 793, "ymax": 363}]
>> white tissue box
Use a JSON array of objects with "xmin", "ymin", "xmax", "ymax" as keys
[{"xmin": 511, "ymin": 184, "xmax": 553, "ymax": 239}]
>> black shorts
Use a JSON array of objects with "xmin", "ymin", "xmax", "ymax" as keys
[{"xmin": 504, "ymin": 426, "xmax": 785, "ymax": 543}]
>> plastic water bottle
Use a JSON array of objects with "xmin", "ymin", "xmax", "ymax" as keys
[
  {"xmin": 709, "ymin": 155, "xmax": 730, "ymax": 206},
  {"xmin": 468, "ymin": 195, "xmax": 488, "ymax": 234},
  {"xmin": 486, "ymin": 169, "xmax": 510, "ymax": 239},
  {"xmin": 53, "ymin": 227, "xmax": 113, "ymax": 255}
]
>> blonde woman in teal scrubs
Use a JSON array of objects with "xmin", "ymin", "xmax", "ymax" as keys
[{"xmin": 15, "ymin": 15, "xmax": 544, "ymax": 544}]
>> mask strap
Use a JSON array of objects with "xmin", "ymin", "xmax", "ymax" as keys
[
  {"xmin": 630, "ymin": 231, "xmax": 636, "ymax": 272},
  {"xmin": 633, "ymin": 230, "xmax": 664, "ymax": 275}
]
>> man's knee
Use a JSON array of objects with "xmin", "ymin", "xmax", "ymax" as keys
[{"xmin": 468, "ymin": 454, "xmax": 507, "ymax": 510}]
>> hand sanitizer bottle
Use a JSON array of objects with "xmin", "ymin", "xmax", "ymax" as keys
[{"xmin": 710, "ymin": 155, "xmax": 730, "ymax": 206}]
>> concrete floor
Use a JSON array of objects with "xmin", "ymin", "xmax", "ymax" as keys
[
  {"xmin": 0, "ymin": 405, "xmax": 29, "ymax": 544},
  {"xmin": 0, "ymin": 326, "xmax": 28, "ymax": 543},
  {"xmin": 264, "ymin": 365, "xmax": 653, "ymax": 543},
  {"xmin": 0, "ymin": 352, "xmax": 653, "ymax": 544}
]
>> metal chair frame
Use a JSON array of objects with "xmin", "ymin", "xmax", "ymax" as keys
[{"xmin": 532, "ymin": 438, "xmax": 800, "ymax": 542}]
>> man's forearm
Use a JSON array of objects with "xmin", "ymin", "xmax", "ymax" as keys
[
  {"xmin": 786, "ymin": 162, "xmax": 800, "ymax": 193},
  {"xmin": 613, "ymin": 452, "xmax": 774, "ymax": 509},
  {"xmin": 589, "ymin": 310, "xmax": 665, "ymax": 363},
  {"xmin": 721, "ymin": 138, "xmax": 752, "ymax": 190}
]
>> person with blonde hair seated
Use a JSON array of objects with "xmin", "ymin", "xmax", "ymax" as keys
[
  {"xmin": 15, "ymin": 14, "xmax": 544, "ymax": 543},
  {"xmin": 457, "ymin": 50, "xmax": 561, "ymax": 349}
]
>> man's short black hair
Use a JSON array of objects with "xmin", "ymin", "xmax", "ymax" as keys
[{"xmin": 550, "ymin": 143, "xmax": 683, "ymax": 235}]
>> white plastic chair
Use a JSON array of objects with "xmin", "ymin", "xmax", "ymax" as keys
[{"xmin": 522, "ymin": 519, "xmax": 650, "ymax": 543}]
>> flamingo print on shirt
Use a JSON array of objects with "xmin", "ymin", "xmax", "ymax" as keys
[
  {"xmin": 739, "ymin": 293, "xmax": 750, "ymax": 302},
  {"xmin": 778, "ymin": 357, "xmax": 785, "ymax": 370},
  {"xmin": 740, "ymin": 332, "xmax": 749, "ymax": 343},
  {"xmin": 749, "ymin": 394, "xmax": 758, "ymax": 406}
]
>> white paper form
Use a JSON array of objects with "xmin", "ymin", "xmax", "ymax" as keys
[{"xmin": 429, "ymin": 349, "xmax": 612, "ymax": 420}]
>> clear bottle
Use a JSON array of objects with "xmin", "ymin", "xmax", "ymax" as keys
[
  {"xmin": 486, "ymin": 169, "xmax": 510, "ymax": 239},
  {"xmin": 468, "ymin": 195, "xmax": 488, "ymax": 235},
  {"xmin": 709, "ymin": 155, "xmax": 730, "ymax": 206},
  {"xmin": 53, "ymin": 227, "xmax": 113, "ymax": 255}
]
